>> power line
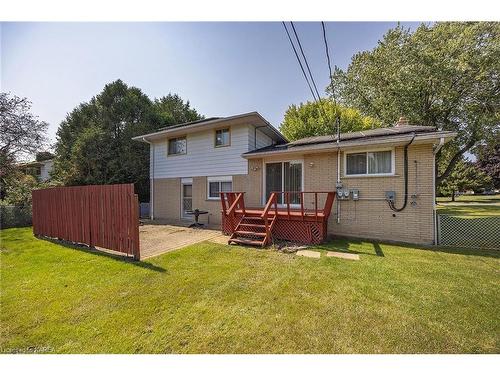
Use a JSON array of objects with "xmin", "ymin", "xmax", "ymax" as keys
[
  {"xmin": 281, "ymin": 21, "xmax": 319, "ymax": 103},
  {"xmin": 321, "ymin": 22, "xmax": 341, "ymax": 138},
  {"xmin": 290, "ymin": 22, "xmax": 323, "ymax": 102},
  {"xmin": 321, "ymin": 21, "xmax": 336, "ymax": 103}
]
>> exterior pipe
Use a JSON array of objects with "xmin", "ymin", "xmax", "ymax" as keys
[
  {"xmin": 433, "ymin": 137, "xmax": 445, "ymax": 155},
  {"xmin": 336, "ymin": 117, "xmax": 341, "ymax": 224},
  {"xmin": 388, "ymin": 133, "xmax": 416, "ymax": 212},
  {"xmin": 142, "ymin": 137, "xmax": 154, "ymax": 220},
  {"xmin": 432, "ymin": 137, "xmax": 444, "ymax": 245}
]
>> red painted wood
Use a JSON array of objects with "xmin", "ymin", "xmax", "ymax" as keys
[
  {"xmin": 220, "ymin": 191, "xmax": 336, "ymax": 245},
  {"xmin": 32, "ymin": 184, "xmax": 140, "ymax": 259}
]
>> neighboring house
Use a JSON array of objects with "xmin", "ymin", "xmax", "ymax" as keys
[
  {"xmin": 134, "ymin": 112, "xmax": 456, "ymax": 245},
  {"xmin": 17, "ymin": 159, "xmax": 54, "ymax": 182}
]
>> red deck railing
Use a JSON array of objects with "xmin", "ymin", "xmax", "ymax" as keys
[{"xmin": 220, "ymin": 191, "xmax": 336, "ymax": 244}]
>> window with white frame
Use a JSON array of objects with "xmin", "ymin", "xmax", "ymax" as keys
[
  {"xmin": 345, "ymin": 150, "xmax": 393, "ymax": 176},
  {"xmin": 207, "ymin": 176, "xmax": 232, "ymax": 199},
  {"xmin": 168, "ymin": 136, "xmax": 187, "ymax": 155},
  {"xmin": 215, "ymin": 128, "xmax": 230, "ymax": 147}
]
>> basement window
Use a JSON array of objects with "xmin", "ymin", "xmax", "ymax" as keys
[
  {"xmin": 207, "ymin": 176, "xmax": 233, "ymax": 199},
  {"xmin": 345, "ymin": 149, "xmax": 394, "ymax": 176}
]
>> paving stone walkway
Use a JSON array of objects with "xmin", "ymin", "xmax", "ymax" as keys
[
  {"xmin": 296, "ymin": 249, "xmax": 360, "ymax": 260},
  {"xmin": 140, "ymin": 222, "xmax": 228, "ymax": 259},
  {"xmin": 296, "ymin": 250, "xmax": 321, "ymax": 258}
]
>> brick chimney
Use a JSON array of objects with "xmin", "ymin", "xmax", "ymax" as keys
[{"xmin": 395, "ymin": 116, "xmax": 409, "ymax": 127}]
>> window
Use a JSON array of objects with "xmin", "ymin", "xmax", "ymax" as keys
[
  {"xmin": 215, "ymin": 128, "xmax": 230, "ymax": 147},
  {"xmin": 345, "ymin": 150, "xmax": 393, "ymax": 176},
  {"xmin": 168, "ymin": 137, "xmax": 186, "ymax": 155},
  {"xmin": 207, "ymin": 176, "xmax": 232, "ymax": 199},
  {"xmin": 265, "ymin": 161, "xmax": 302, "ymax": 204}
]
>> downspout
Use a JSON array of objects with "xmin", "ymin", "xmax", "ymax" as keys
[
  {"xmin": 142, "ymin": 137, "xmax": 154, "ymax": 220},
  {"xmin": 432, "ymin": 137, "xmax": 445, "ymax": 245},
  {"xmin": 336, "ymin": 117, "xmax": 341, "ymax": 223},
  {"xmin": 433, "ymin": 137, "xmax": 445, "ymax": 155}
]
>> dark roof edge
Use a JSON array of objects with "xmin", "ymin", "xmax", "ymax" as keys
[
  {"xmin": 243, "ymin": 130, "xmax": 457, "ymax": 157},
  {"xmin": 132, "ymin": 111, "xmax": 287, "ymax": 143}
]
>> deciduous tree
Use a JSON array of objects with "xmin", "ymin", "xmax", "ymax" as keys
[
  {"xmin": 329, "ymin": 22, "xmax": 500, "ymax": 186},
  {"xmin": 0, "ymin": 93, "xmax": 48, "ymax": 199},
  {"xmin": 280, "ymin": 99, "xmax": 380, "ymax": 141},
  {"xmin": 438, "ymin": 159, "xmax": 492, "ymax": 201},
  {"xmin": 475, "ymin": 142, "xmax": 500, "ymax": 189},
  {"xmin": 53, "ymin": 80, "xmax": 202, "ymax": 201}
]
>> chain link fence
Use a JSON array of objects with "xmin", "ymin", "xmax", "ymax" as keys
[{"xmin": 437, "ymin": 215, "xmax": 500, "ymax": 249}]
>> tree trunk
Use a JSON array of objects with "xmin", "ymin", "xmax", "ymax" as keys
[
  {"xmin": 436, "ymin": 136, "xmax": 477, "ymax": 186},
  {"xmin": 451, "ymin": 191, "xmax": 456, "ymax": 202}
]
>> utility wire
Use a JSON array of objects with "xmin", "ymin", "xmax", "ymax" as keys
[
  {"xmin": 290, "ymin": 22, "xmax": 323, "ymax": 102},
  {"xmin": 321, "ymin": 21, "xmax": 340, "ymax": 137},
  {"xmin": 281, "ymin": 21, "xmax": 319, "ymax": 103},
  {"xmin": 321, "ymin": 21, "xmax": 336, "ymax": 104}
]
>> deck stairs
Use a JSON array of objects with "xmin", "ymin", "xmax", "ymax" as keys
[{"xmin": 228, "ymin": 214, "xmax": 277, "ymax": 247}]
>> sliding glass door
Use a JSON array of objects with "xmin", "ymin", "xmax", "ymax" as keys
[{"xmin": 265, "ymin": 161, "xmax": 302, "ymax": 205}]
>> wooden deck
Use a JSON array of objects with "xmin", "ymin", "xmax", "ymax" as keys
[
  {"xmin": 234, "ymin": 208, "xmax": 326, "ymax": 219},
  {"xmin": 220, "ymin": 191, "xmax": 336, "ymax": 246}
]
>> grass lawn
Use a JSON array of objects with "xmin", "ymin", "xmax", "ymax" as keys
[
  {"xmin": 436, "ymin": 203, "xmax": 500, "ymax": 217},
  {"xmin": 436, "ymin": 194, "xmax": 500, "ymax": 217},
  {"xmin": 436, "ymin": 194, "xmax": 500, "ymax": 204},
  {"xmin": 1, "ymin": 228, "xmax": 499, "ymax": 354}
]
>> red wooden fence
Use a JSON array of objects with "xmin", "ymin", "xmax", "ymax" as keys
[{"xmin": 32, "ymin": 184, "xmax": 140, "ymax": 259}]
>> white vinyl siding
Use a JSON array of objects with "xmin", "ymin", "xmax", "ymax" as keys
[
  {"xmin": 39, "ymin": 160, "xmax": 54, "ymax": 181},
  {"xmin": 248, "ymin": 127, "xmax": 273, "ymax": 151},
  {"xmin": 151, "ymin": 124, "xmax": 250, "ymax": 178}
]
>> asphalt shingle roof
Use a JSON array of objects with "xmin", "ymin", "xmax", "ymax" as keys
[{"xmin": 244, "ymin": 125, "xmax": 441, "ymax": 156}]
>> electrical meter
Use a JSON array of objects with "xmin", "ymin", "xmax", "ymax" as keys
[{"xmin": 351, "ymin": 189, "xmax": 359, "ymax": 200}]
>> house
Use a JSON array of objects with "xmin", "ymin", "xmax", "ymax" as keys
[
  {"xmin": 17, "ymin": 159, "xmax": 54, "ymax": 182},
  {"xmin": 133, "ymin": 112, "xmax": 456, "ymax": 245}
]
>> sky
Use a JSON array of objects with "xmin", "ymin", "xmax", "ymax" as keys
[{"xmin": 1, "ymin": 22, "xmax": 420, "ymax": 146}]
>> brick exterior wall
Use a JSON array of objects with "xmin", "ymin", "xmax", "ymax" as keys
[
  {"xmin": 303, "ymin": 143, "xmax": 435, "ymax": 244},
  {"xmin": 153, "ymin": 177, "xmax": 181, "ymax": 220},
  {"xmin": 152, "ymin": 173, "xmax": 256, "ymax": 225},
  {"xmin": 151, "ymin": 143, "xmax": 435, "ymax": 244}
]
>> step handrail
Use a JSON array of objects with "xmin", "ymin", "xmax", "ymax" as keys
[
  {"xmin": 261, "ymin": 192, "xmax": 278, "ymax": 241},
  {"xmin": 226, "ymin": 192, "xmax": 245, "ymax": 216},
  {"xmin": 220, "ymin": 192, "xmax": 246, "ymax": 216},
  {"xmin": 220, "ymin": 192, "xmax": 246, "ymax": 234},
  {"xmin": 261, "ymin": 192, "xmax": 278, "ymax": 219}
]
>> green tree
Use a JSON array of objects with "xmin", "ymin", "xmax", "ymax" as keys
[
  {"xmin": 154, "ymin": 94, "xmax": 201, "ymax": 124},
  {"xmin": 280, "ymin": 99, "xmax": 381, "ymax": 141},
  {"xmin": 3, "ymin": 173, "xmax": 39, "ymax": 207},
  {"xmin": 438, "ymin": 159, "xmax": 492, "ymax": 201},
  {"xmin": 53, "ymin": 80, "xmax": 202, "ymax": 201},
  {"xmin": 330, "ymin": 22, "xmax": 500, "ymax": 186},
  {"xmin": 0, "ymin": 93, "xmax": 48, "ymax": 199},
  {"xmin": 475, "ymin": 142, "xmax": 500, "ymax": 189}
]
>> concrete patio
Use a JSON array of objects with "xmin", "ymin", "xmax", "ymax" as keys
[{"xmin": 139, "ymin": 220, "xmax": 228, "ymax": 259}]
